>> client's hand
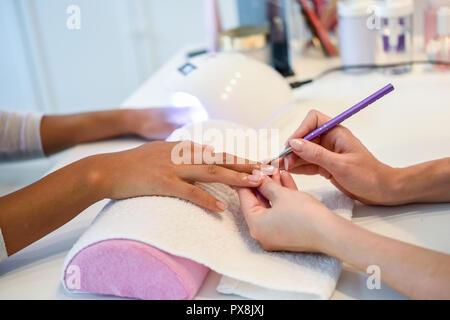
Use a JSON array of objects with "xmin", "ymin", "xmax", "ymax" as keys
[
  {"xmin": 92, "ymin": 141, "xmax": 263, "ymax": 212},
  {"xmin": 41, "ymin": 107, "xmax": 195, "ymax": 155},
  {"xmin": 237, "ymin": 171, "xmax": 337, "ymax": 252},
  {"xmin": 124, "ymin": 107, "xmax": 195, "ymax": 141},
  {"xmin": 279, "ymin": 110, "xmax": 398, "ymax": 205}
]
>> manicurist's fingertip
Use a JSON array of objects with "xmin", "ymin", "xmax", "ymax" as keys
[{"xmin": 289, "ymin": 139, "xmax": 304, "ymax": 152}]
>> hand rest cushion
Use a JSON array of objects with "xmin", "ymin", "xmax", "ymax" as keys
[{"xmin": 64, "ymin": 239, "xmax": 209, "ymax": 300}]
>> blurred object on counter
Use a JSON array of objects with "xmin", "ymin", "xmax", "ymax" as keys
[
  {"xmin": 219, "ymin": 25, "xmax": 270, "ymax": 64},
  {"xmin": 338, "ymin": 0, "xmax": 376, "ymax": 71},
  {"xmin": 204, "ymin": 0, "xmax": 222, "ymax": 53},
  {"xmin": 424, "ymin": 0, "xmax": 450, "ymax": 50},
  {"xmin": 298, "ymin": 0, "xmax": 339, "ymax": 56},
  {"xmin": 216, "ymin": 0, "xmax": 294, "ymax": 76},
  {"xmin": 312, "ymin": 0, "xmax": 326, "ymax": 16},
  {"xmin": 268, "ymin": 0, "xmax": 295, "ymax": 77},
  {"xmin": 374, "ymin": 0, "xmax": 415, "ymax": 74},
  {"xmin": 427, "ymin": 6, "xmax": 450, "ymax": 69},
  {"xmin": 320, "ymin": 0, "xmax": 339, "ymax": 31},
  {"xmin": 286, "ymin": 0, "xmax": 312, "ymax": 57}
]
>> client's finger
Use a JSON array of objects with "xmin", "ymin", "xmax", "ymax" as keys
[
  {"xmin": 180, "ymin": 164, "xmax": 262, "ymax": 187},
  {"xmin": 173, "ymin": 181, "xmax": 226, "ymax": 212},
  {"xmin": 202, "ymin": 152, "xmax": 261, "ymax": 174},
  {"xmin": 169, "ymin": 141, "xmax": 214, "ymax": 164}
]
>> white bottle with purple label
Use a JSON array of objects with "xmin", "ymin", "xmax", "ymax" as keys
[
  {"xmin": 374, "ymin": 0, "xmax": 415, "ymax": 74},
  {"xmin": 338, "ymin": 0, "xmax": 376, "ymax": 71}
]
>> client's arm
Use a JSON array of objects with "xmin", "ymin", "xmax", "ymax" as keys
[
  {"xmin": 238, "ymin": 171, "xmax": 450, "ymax": 300},
  {"xmin": 41, "ymin": 108, "xmax": 193, "ymax": 155},
  {"xmin": 0, "ymin": 141, "xmax": 262, "ymax": 256}
]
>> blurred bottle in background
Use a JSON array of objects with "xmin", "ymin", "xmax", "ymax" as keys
[
  {"xmin": 268, "ymin": 0, "xmax": 295, "ymax": 76},
  {"xmin": 215, "ymin": 0, "xmax": 272, "ymax": 65},
  {"xmin": 285, "ymin": 0, "xmax": 311, "ymax": 58},
  {"xmin": 205, "ymin": 0, "xmax": 296, "ymax": 76},
  {"xmin": 337, "ymin": 0, "xmax": 376, "ymax": 71},
  {"xmin": 427, "ymin": 6, "xmax": 450, "ymax": 69},
  {"xmin": 424, "ymin": 0, "xmax": 450, "ymax": 47},
  {"xmin": 374, "ymin": 0, "xmax": 415, "ymax": 74}
]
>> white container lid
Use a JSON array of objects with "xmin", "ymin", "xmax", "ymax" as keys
[
  {"xmin": 338, "ymin": 0, "xmax": 375, "ymax": 17},
  {"xmin": 437, "ymin": 7, "xmax": 450, "ymax": 36},
  {"xmin": 374, "ymin": 0, "xmax": 414, "ymax": 18}
]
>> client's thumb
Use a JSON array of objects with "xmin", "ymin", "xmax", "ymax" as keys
[{"xmin": 289, "ymin": 139, "xmax": 339, "ymax": 172}]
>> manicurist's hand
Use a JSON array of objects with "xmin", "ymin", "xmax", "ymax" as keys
[
  {"xmin": 237, "ymin": 170, "xmax": 337, "ymax": 252},
  {"xmin": 238, "ymin": 171, "xmax": 450, "ymax": 300},
  {"xmin": 279, "ymin": 109, "xmax": 396, "ymax": 205},
  {"xmin": 280, "ymin": 110, "xmax": 450, "ymax": 205}
]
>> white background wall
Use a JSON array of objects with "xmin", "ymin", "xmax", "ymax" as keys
[
  {"xmin": 0, "ymin": 0, "xmax": 238, "ymax": 114},
  {"xmin": 0, "ymin": 0, "xmax": 238, "ymax": 195}
]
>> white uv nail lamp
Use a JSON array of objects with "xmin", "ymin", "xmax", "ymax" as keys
[{"xmin": 165, "ymin": 52, "xmax": 294, "ymax": 128}]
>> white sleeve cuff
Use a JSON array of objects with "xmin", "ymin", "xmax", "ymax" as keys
[
  {"xmin": 0, "ymin": 111, "xmax": 45, "ymax": 161},
  {"xmin": 22, "ymin": 112, "xmax": 45, "ymax": 158},
  {"xmin": 0, "ymin": 228, "xmax": 7, "ymax": 263}
]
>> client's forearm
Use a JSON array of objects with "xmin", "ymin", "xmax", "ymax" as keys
[
  {"xmin": 0, "ymin": 156, "xmax": 104, "ymax": 255},
  {"xmin": 390, "ymin": 158, "xmax": 450, "ymax": 204},
  {"xmin": 41, "ymin": 110, "xmax": 134, "ymax": 155},
  {"xmin": 321, "ymin": 216, "xmax": 450, "ymax": 299}
]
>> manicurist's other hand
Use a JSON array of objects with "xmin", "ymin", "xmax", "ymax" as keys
[
  {"xmin": 237, "ymin": 170, "xmax": 338, "ymax": 253},
  {"xmin": 280, "ymin": 110, "xmax": 400, "ymax": 205},
  {"xmin": 89, "ymin": 141, "xmax": 263, "ymax": 212}
]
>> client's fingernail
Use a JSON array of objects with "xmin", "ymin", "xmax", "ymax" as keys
[
  {"xmin": 247, "ymin": 175, "xmax": 262, "ymax": 183},
  {"xmin": 289, "ymin": 139, "xmax": 304, "ymax": 151},
  {"xmin": 261, "ymin": 164, "xmax": 276, "ymax": 175},
  {"xmin": 261, "ymin": 158, "xmax": 272, "ymax": 165},
  {"xmin": 252, "ymin": 169, "xmax": 263, "ymax": 176},
  {"xmin": 216, "ymin": 201, "xmax": 227, "ymax": 211}
]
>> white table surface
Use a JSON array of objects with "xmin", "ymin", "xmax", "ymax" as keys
[{"xmin": 1, "ymin": 48, "xmax": 449, "ymax": 300}]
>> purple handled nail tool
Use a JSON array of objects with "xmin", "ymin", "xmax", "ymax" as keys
[{"xmin": 271, "ymin": 83, "xmax": 395, "ymax": 163}]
